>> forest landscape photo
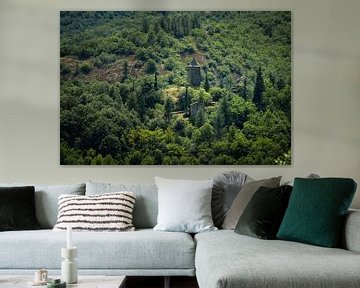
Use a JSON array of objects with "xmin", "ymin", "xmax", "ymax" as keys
[{"xmin": 60, "ymin": 11, "xmax": 291, "ymax": 165}]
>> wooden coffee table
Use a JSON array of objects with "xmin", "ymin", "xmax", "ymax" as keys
[{"xmin": 0, "ymin": 275, "xmax": 126, "ymax": 288}]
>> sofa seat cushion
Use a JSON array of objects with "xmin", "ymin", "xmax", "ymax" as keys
[
  {"xmin": 0, "ymin": 229, "xmax": 195, "ymax": 271},
  {"xmin": 195, "ymin": 230, "xmax": 360, "ymax": 288}
]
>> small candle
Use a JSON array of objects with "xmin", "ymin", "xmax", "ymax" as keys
[{"xmin": 67, "ymin": 225, "xmax": 72, "ymax": 249}]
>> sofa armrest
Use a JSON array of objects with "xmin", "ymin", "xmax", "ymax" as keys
[{"xmin": 342, "ymin": 209, "xmax": 360, "ymax": 253}]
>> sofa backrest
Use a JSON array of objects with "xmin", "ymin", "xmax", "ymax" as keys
[
  {"xmin": 0, "ymin": 182, "xmax": 86, "ymax": 228},
  {"xmin": 86, "ymin": 181, "xmax": 158, "ymax": 229},
  {"xmin": 341, "ymin": 209, "xmax": 360, "ymax": 253}
]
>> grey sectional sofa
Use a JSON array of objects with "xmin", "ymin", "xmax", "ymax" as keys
[
  {"xmin": 0, "ymin": 181, "xmax": 359, "ymax": 288},
  {"xmin": 195, "ymin": 213, "xmax": 360, "ymax": 288},
  {"xmin": 0, "ymin": 182, "xmax": 195, "ymax": 280}
]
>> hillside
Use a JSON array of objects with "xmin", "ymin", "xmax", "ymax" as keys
[{"xmin": 60, "ymin": 11, "xmax": 291, "ymax": 165}]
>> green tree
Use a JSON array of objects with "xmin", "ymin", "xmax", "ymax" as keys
[
  {"xmin": 126, "ymin": 151, "xmax": 143, "ymax": 165},
  {"xmin": 142, "ymin": 155, "xmax": 155, "ymax": 165},
  {"xmin": 99, "ymin": 134, "xmax": 121, "ymax": 156},
  {"xmin": 210, "ymin": 87, "xmax": 227, "ymax": 102},
  {"xmin": 154, "ymin": 72, "xmax": 158, "ymax": 90},
  {"xmin": 154, "ymin": 20, "xmax": 161, "ymax": 34},
  {"xmin": 122, "ymin": 61, "xmax": 129, "ymax": 82},
  {"xmin": 213, "ymin": 109, "xmax": 224, "ymax": 138},
  {"xmin": 199, "ymin": 123, "xmax": 214, "ymax": 143},
  {"xmin": 78, "ymin": 45, "xmax": 92, "ymax": 60},
  {"xmin": 184, "ymin": 86, "xmax": 190, "ymax": 115},
  {"xmin": 146, "ymin": 90, "xmax": 162, "ymax": 109},
  {"xmin": 137, "ymin": 93, "xmax": 146, "ymax": 119},
  {"xmin": 240, "ymin": 77, "xmax": 248, "ymax": 99},
  {"xmin": 204, "ymin": 70, "xmax": 210, "ymax": 92},
  {"xmin": 142, "ymin": 17, "xmax": 150, "ymax": 33},
  {"xmin": 109, "ymin": 85, "xmax": 123, "ymax": 106},
  {"xmin": 145, "ymin": 59, "xmax": 157, "ymax": 74},
  {"xmin": 173, "ymin": 118, "xmax": 186, "ymax": 136},
  {"xmin": 127, "ymin": 92, "xmax": 138, "ymax": 112},
  {"xmin": 102, "ymin": 154, "xmax": 115, "ymax": 165},
  {"xmin": 219, "ymin": 93, "xmax": 231, "ymax": 126},
  {"xmin": 79, "ymin": 63, "xmax": 92, "ymax": 74},
  {"xmin": 60, "ymin": 63, "xmax": 71, "ymax": 76},
  {"xmin": 253, "ymin": 66, "xmax": 265, "ymax": 111},
  {"xmin": 195, "ymin": 106, "xmax": 205, "ymax": 127},
  {"xmin": 164, "ymin": 97, "xmax": 173, "ymax": 122},
  {"xmin": 229, "ymin": 95, "xmax": 255, "ymax": 129}
]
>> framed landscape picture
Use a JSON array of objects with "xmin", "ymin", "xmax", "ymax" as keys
[{"xmin": 60, "ymin": 11, "xmax": 291, "ymax": 165}]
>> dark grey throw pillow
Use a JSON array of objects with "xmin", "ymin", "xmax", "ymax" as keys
[
  {"xmin": 223, "ymin": 176, "xmax": 281, "ymax": 230},
  {"xmin": 0, "ymin": 186, "xmax": 41, "ymax": 231},
  {"xmin": 235, "ymin": 185, "xmax": 293, "ymax": 239},
  {"xmin": 212, "ymin": 171, "xmax": 251, "ymax": 228}
]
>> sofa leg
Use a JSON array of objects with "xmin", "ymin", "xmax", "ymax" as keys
[{"xmin": 164, "ymin": 276, "xmax": 170, "ymax": 288}]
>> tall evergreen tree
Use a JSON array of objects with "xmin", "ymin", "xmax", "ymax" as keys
[
  {"xmin": 164, "ymin": 97, "xmax": 173, "ymax": 122},
  {"xmin": 142, "ymin": 17, "xmax": 150, "ymax": 33},
  {"xmin": 145, "ymin": 60, "xmax": 157, "ymax": 74},
  {"xmin": 253, "ymin": 66, "xmax": 265, "ymax": 110},
  {"xmin": 137, "ymin": 93, "xmax": 146, "ymax": 119},
  {"xmin": 154, "ymin": 72, "xmax": 158, "ymax": 90},
  {"xmin": 242, "ymin": 77, "xmax": 248, "ymax": 99},
  {"xmin": 204, "ymin": 70, "xmax": 210, "ymax": 92},
  {"xmin": 219, "ymin": 94, "xmax": 231, "ymax": 126},
  {"xmin": 154, "ymin": 20, "xmax": 161, "ymax": 34},
  {"xmin": 195, "ymin": 106, "xmax": 205, "ymax": 127},
  {"xmin": 184, "ymin": 86, "xmax": 190, "ymax": 115},
  {"xmin": 213, "ymin": 109, "xmax": 224, "ymax": 138},
  {"xmin": 121, "ymin": 61, "xmax": 129, "ymax": 83},
  {"xmin": 127, "ymin": 92, "xmax": 138, "ymax": 112}
]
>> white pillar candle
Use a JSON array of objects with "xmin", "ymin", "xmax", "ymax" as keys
[{"xmin": 67, "ymin": 225, "xmax": 72, "ymax": 249}]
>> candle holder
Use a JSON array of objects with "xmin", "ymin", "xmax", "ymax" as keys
[{"xmin": 61, "ymin": 247, "xmax": 78, "ymax": 284}]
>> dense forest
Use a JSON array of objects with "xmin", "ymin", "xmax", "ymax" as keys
[{"xmin": 60, "ymin": 11, "xmax": 291, "ymax": 165}]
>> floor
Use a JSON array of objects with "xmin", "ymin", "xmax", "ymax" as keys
[{"xmin": 126, "ymin": 276, "xmax": 199, "ymax": 288}]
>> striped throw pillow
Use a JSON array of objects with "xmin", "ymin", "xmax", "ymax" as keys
[{"xmin": 53, "ymin": 192, "xmax": 136, "ymax": 231}]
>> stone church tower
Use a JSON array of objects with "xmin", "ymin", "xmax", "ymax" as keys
[{"xmin": 187, "ymin": 58, "xmax": 202, "ymax": 87}]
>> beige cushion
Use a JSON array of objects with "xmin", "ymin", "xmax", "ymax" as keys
[{"xmin": 222, "ymin": 177, "xmax": 281, "ymax": 230}]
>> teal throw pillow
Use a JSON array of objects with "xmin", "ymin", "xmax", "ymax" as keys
[{"xmin": 277, "ymin": 178, "xmax": 357, "ymax": 247}]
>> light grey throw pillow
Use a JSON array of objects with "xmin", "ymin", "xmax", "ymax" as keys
[
  {"xmin": 222, "ymin": 176, "xmax": 281, "ymax": 230},
  {"xmin": 153, "ymin": 177, "xmax": 217, "ymax": 233},
  {"xmin": 212, "ymin": 171, "xmax": 252, "ymax": 228}
]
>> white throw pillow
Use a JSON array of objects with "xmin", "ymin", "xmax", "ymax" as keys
[
  {"xmin": 153, "ymin": 177, "xmax": 217, "ymax": 233},
  {"xmin": 53, "ymin": 192, "xmax": 135, "ymax": 232}
]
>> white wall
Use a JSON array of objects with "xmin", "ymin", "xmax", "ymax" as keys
[{"xmin": 0, "ymin": 0, "xmax": 359, "ymax": 208}]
